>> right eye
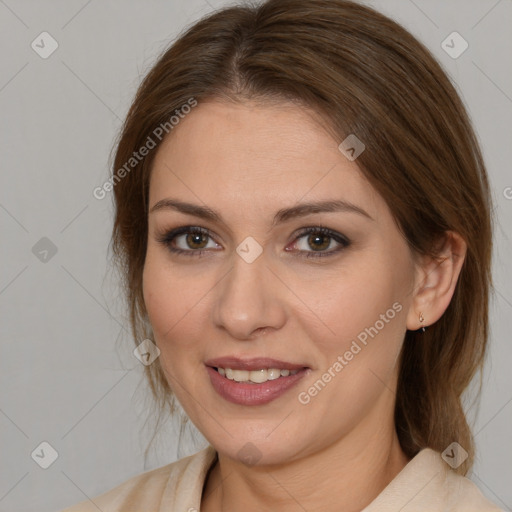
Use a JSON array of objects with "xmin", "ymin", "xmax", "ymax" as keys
[{"xmin": 156, "ymin": 226, "xmax": 220, "ymax": 256}]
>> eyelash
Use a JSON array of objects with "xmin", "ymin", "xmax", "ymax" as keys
[{"xmin": 156, "ymin": 225, "xmax": 351, "ymax": 259}]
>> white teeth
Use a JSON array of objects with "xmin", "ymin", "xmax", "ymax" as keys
[
  {"xmin": 267, "ymin": 368, "xmax": 281, "ymax": 380},
  {"xmin": 248, "ymin": 369, "xmax": 267, "ymax": 383},
  {"xmin": 216, "ymin": 367, "xmax": 300, "ymax": 383},
  {"xmin": 232, "ymin": 369, "xmax": 249, "ymax": 382}
]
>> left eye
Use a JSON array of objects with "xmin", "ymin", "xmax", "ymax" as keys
[{"xmin": 288, "ymin": 227, "xmax": 350, "ymax": 258}]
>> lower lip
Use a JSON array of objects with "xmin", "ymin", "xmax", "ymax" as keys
[{"xmin": 206, "ymin": 366, "xmax": 309, "ymax": 406}]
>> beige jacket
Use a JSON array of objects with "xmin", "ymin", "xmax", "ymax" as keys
[{"xmin": 59, "ymin": 445, "xmax": 504, "ymax": 511}]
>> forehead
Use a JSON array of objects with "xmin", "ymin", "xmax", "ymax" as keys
[{"xmin": 149, "ymin": 100, "xmax": 384, "ymax": 220}]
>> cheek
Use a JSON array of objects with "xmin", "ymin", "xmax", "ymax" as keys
[
  {"xmin": 315, "ymin": 261, "xmax": 402, "ymax": 332},
  {"xmin": 305, "ymin": 254, "xmax": 409, "ymax": 380},
  {"xmin": 297, "ymin": 264, "xmax": 408, "ymax": 424},
  {"xmin": 142, "ymin": 253, "xmax": 170, "ymax": 332},
  {"xmin": 142, "ymin": 249, "xmax": 181, "ymax": 352},
  {"xmin": 142, "ymin": 248, "xmax": 210, "ymax": 355}
]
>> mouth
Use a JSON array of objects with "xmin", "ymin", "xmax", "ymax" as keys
[{"xmin": 204, "ymin": 357, "xmax": 310, "ymax": 405}]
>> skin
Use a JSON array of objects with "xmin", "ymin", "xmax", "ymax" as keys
[{"xmin": 142, "ymin": 99, "xmax": 466, "ymax": 512}]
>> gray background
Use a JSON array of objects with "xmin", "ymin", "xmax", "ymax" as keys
[{"xmin": 0, "ymin": 1, "xmax": 511, "ymax": 511}]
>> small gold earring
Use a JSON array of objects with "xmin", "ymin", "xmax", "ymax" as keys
[{"xmin": 419, "ymin": 312, "xmax": 426, "ymax": 332}]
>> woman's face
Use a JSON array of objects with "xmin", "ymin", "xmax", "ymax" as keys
[{"xmin": 143, "ymin": 99, "xmax": 418, "ymax": 464}]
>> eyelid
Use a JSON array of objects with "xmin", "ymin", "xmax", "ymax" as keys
[
  {"xmin": 293, "ymin": 225, "xmax": 350, "ymax": 246},
  {"xmin": 155, "ymin": 226, "xmax": 220, "ymax": 250}
]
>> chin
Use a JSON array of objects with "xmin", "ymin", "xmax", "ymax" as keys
[{"xmin": 202, "ymin": 425, "xmax": 312, "ymax": 467}]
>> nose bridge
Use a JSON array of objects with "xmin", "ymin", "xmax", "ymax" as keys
[{"xmin": 212, "ymin": 246, "xmax": 286, "ymax": 339}]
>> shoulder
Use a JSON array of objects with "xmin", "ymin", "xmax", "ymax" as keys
[
  {"xmin": 442, "ymin": 458, "xmax": 504, "ymax": 511},
  {"xmin": 364, "ymin": 448, "xmax": 504, "ymax": 511},
  {"xmin": 58, "ymin": 445, "xmax": 217, "ymax": 512}
]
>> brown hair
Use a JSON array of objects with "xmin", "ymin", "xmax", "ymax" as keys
[{"xmin": 109, "ymin": 0, "xmax": 494, "ymax": 474}]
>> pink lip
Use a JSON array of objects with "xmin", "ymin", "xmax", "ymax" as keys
[
  {"xmin": 204, "ymin": 356, "xmax": 308, "ymax": 372},
  {"xmin": 205, "ymin": 363, "xmax": 310, "ymax": 406}
]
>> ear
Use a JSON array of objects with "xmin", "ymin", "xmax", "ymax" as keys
[{"xmin": 406, "ymin": 231, "xmax": 467, "ymax": 330}]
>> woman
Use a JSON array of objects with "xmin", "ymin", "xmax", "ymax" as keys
[{"xmin": 61, "ymin": 0, "xmax": 503, "ymax": 510}]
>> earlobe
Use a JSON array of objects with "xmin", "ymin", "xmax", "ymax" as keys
[
  {"xmin": 418, "ymin": 311, "xmax": 426, "ymax": 332},
  {"xmin": 406, "ymin": 231, "xmax": 467, "ymax": 331}
]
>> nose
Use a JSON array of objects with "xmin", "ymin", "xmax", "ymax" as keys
[{"xmin": 211, "ymin": 248, "xmax": 287, "ymax": 340}]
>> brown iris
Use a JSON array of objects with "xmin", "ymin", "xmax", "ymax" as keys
[{"xmin": 307, "ymin": 233, "xmax": 330, "ymax": 251}]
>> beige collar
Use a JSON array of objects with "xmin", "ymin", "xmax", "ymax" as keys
[{"xmin": 160, "ymin": 445, "xmax": 502, "ymax": 511}]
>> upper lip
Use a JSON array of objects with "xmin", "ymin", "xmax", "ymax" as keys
[{"xmin": 205, "ymin": 357, "xmax": 308, "ymax": 371}]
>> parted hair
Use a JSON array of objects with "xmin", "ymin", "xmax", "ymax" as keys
[{"xmin": 110, "ymin": 0, "xmax": 494, "ymax": 474}]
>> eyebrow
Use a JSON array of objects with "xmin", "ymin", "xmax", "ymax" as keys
[{"xmin": 149, "ymin": 198, "xmax": 374, "ymax": 225}]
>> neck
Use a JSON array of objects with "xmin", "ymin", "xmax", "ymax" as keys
[{"xmin": 201, "ymin": 405, "xmax": 411, "ymax": 512}]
